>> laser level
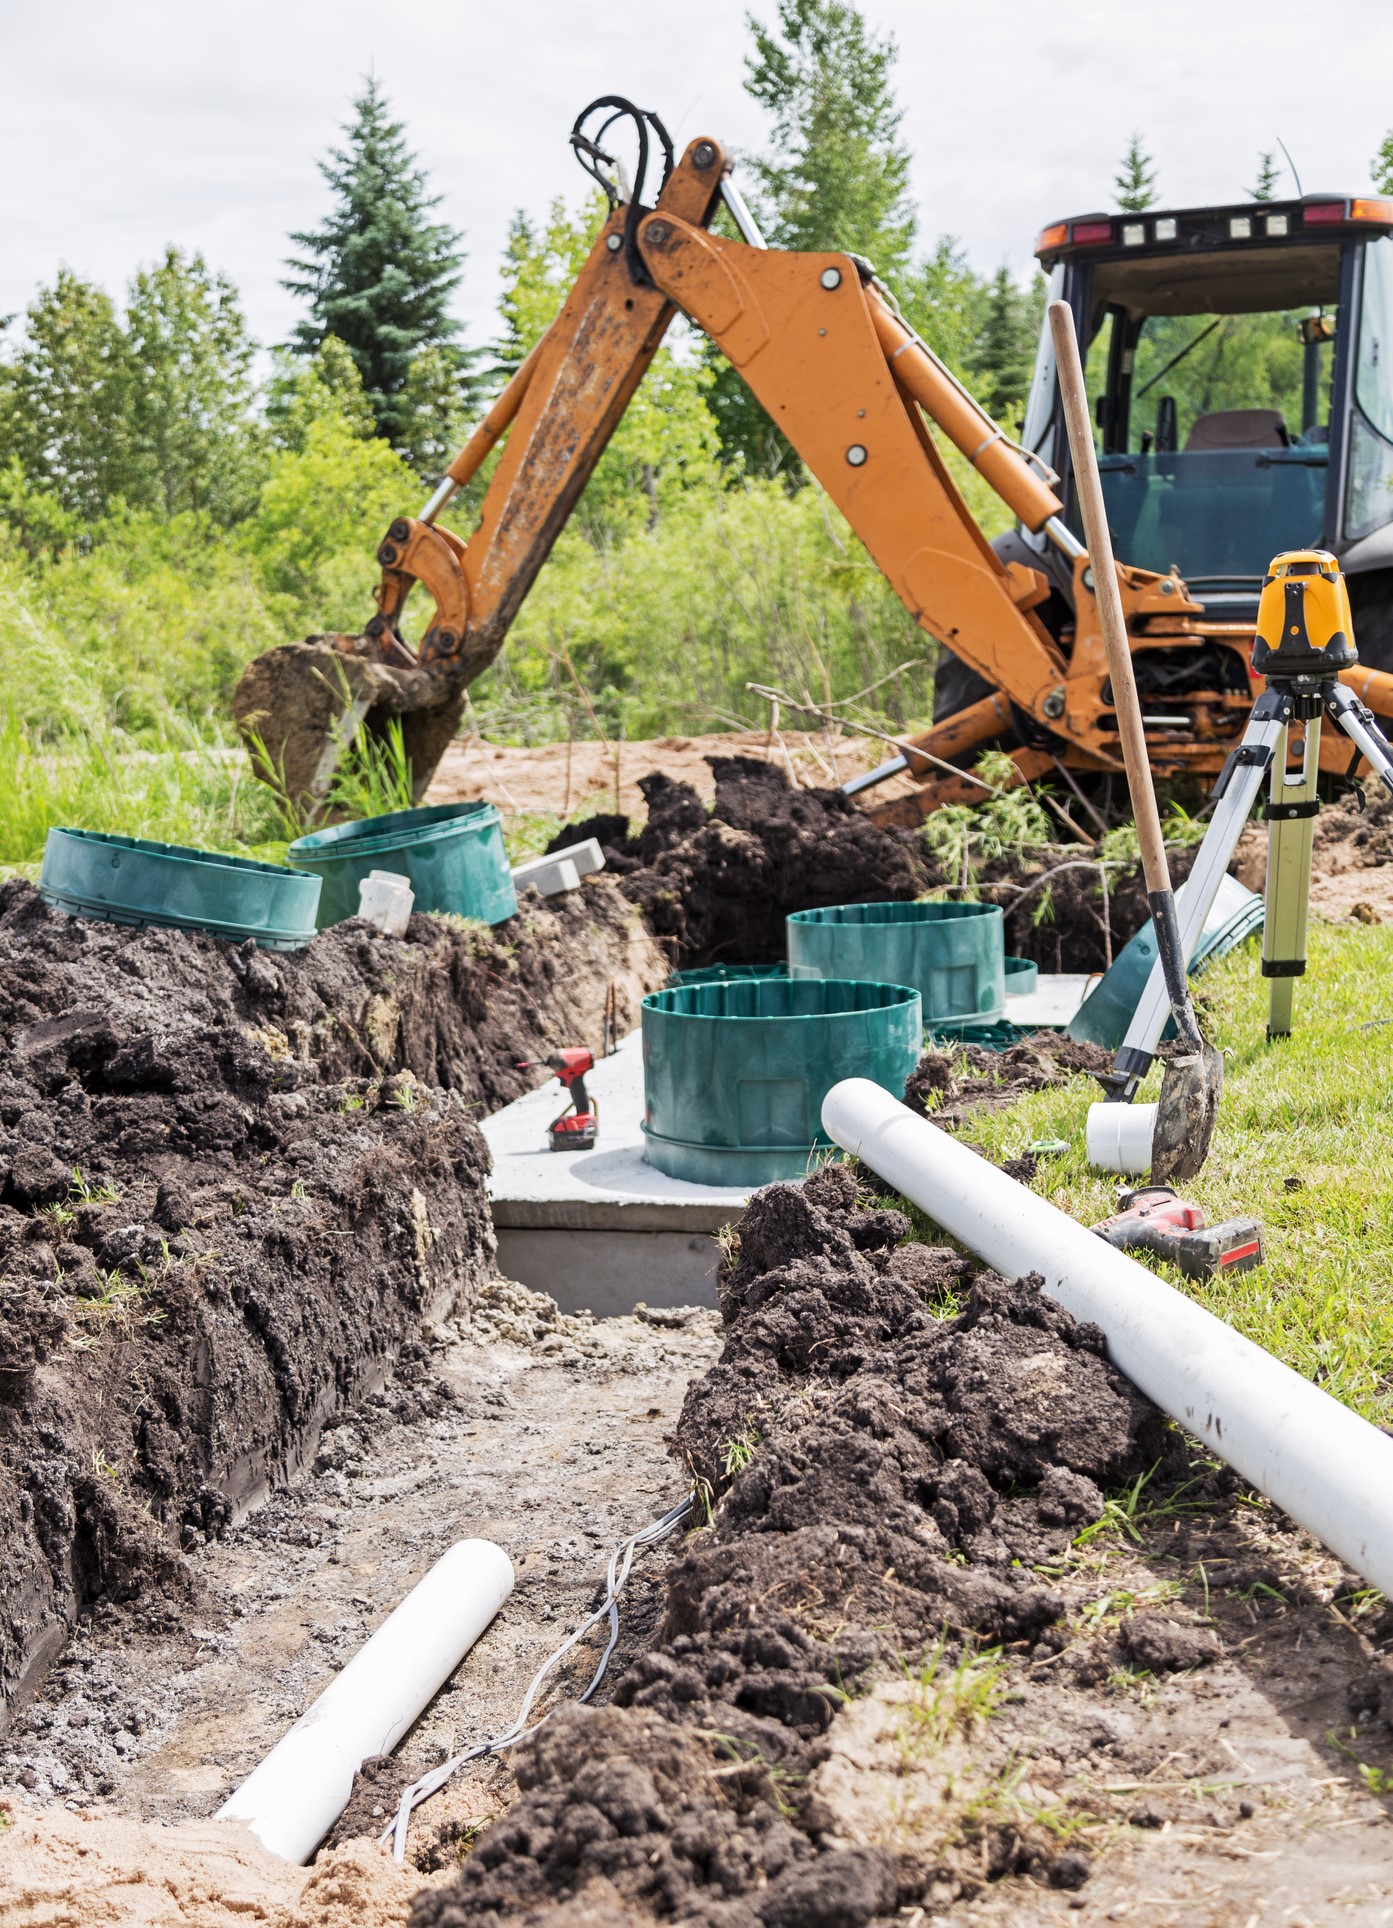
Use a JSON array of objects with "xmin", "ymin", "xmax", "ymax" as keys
[{"xmin": 1108, "ymin": 550, "xmax": 1393, "ymax": 1088}]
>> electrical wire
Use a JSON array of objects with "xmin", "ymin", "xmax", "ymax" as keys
[{"xmin": 385, "ymin": 1491, "xmax": 696, "ymax": 1862}]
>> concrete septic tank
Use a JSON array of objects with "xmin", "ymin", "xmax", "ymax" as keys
[
  {"xmin": 640, "ymin": 976, "xmax": 923, "ymax": 1188},
  {"xmin": 787, "ymin": 899, "xmax": 1006, "ymax": 1026},
  {"xmin": 482, "ymin": 1033, "xmax": 750, "ymax": 1315}
]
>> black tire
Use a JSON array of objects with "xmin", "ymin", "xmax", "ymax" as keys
[
  {"xmin": 932, "ymin": 648, "xmax": 996, "ymax": 723},
  {"xmin": 1347, "ymin": 567, "xmax": 1393, "ymax": 673}
]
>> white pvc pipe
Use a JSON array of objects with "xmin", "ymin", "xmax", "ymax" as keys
[
  {"xmin": 217, "ymin": 1539, "xmax": 513, "ymax": 1863},
  {"xmin": 823, "ymin": 1079, "xmax": 1393, "ymax": 1595},
  {"xmin": 1085, "ymin": 1100, "xmax": 1157, "ymax": 1176}
]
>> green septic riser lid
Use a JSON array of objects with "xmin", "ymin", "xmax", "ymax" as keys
[
  {"xmin": 641, "ymin": 975, "xmax": 923, "ymax": 1187},
  {"xmin": 787, "ymin": 899, "xmax": 1006, "ymax": 1024},
  {"xmin": 288, "ymin": 799, "xmax": 517, "ymax": 930},
  {"xmin": 39, "ymin": 828, "xmax": 322, "ymax": 952}
]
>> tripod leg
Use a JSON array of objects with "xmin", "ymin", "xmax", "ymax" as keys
[
  {"xmin": 1325, "ymin": 681, "xmax": 1393, "ymax": 799},
  {"xmin": 1109, "ymin": 693, "xmax": 1286, "ymax": 1093},
  {"xmin": 1262, "ymin": 715, "xmax": 1317, "ymax": 1038}
]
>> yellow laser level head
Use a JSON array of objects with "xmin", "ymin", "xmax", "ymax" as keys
[{"xmin": 1253, "ymin": 549, "xmax": 1357, "ymax": 678}]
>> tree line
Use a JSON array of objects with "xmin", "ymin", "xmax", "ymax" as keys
[{"xmin": 5, "ymin": 0, "xmax": 1393, "ymax": 756}]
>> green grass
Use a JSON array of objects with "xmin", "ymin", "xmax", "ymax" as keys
[
  {"xmin": 941, "ymin": 921, "xmax": 1393, "ymax": 1422},
  {"xmin": 0, "ymin": 711, "xmax": 290, "ymax": 876}
]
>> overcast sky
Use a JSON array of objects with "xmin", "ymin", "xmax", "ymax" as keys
[{"xmin": 4, "ymin": 0, "xmax": 1393, "ymax": 359}]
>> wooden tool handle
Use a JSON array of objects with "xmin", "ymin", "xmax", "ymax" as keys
[{"xmin": 1047, "ymin": 300, "xmax": 1171, "ymax": 898}]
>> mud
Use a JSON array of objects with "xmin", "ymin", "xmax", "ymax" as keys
[
  {"xmin": 550, "ymin": 759, "xmax": 931, "ymax": 966},
  {"xmin": 412, "ymin": 1163, "xmax": 1165, "ymax": 1925},
  {"xmin": 1236, "ymin": 780, "xmax": 1393, "ymax": 924},
  {"xmin": 0, "ymin": 876, "xmax": 667, "ymax": 1730},
  {"xmin": 902, "ymin": 1032, "xmax": 1113, "ymax": 1133}
]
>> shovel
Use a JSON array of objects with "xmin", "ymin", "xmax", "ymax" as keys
[{"xmin": 1048, "ymin": 300, "xmax": 1222, "ymax": 1184}]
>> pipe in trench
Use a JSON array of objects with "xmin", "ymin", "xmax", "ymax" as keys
[
  {"xmin": 217, "ymin": 1538, "xmax": 514, "ymax": 1864},
  {"xmin": 822, "ymin": 1078, "xmax": 1393, "ymax": 1597}
]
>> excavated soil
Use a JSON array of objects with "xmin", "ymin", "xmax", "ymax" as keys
[
  {"xmin": 410, "ymin": 1164, "xmax": 1168, "ymax": 1925},
  {"xmin": 1234, "ymin": 781, "xmax": 1393, "ymax": 923},
  {"xmin": 404, "ymin": 1158, "xmax": 1393, "ymax": 1925},
  {"xmin": 549, "ymin": 759, "xmax": 932, "ymax": 967},
  {"xmin": 902, "ymin": 1033, "xmax": 1113, "ymax": 1134},
  {"xmin": 543, "ymin": 753, "xmax": 1201, "ymax": 977},
  {"xmin": 0, "ymin": 876, "xmax": 667, "ymax": 1728}
]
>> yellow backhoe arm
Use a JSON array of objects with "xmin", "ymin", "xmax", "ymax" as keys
[{"xmin": 243, "ymin": 116, "xmax": 1393, "ymax": 826}]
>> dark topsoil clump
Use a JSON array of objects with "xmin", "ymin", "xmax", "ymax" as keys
[
  {"xmin": 414, "ymin": 1164, "xmax": 1166, "ymax": 1927},
  {"xmin": 0, "ymin": 876, "xmax": 663, "ymax": 1727},
  {"xmin": 550, "ymin": 759, "xmax": 931, "ymax": 966},
  {"xmin": 550, "ymin": 752, "xmax": 1207, "ymax": 977}
]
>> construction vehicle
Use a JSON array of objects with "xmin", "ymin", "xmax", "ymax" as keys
[{"xmin": 234, "ymin": 98, "xmax": 1393, "ymax": 825}]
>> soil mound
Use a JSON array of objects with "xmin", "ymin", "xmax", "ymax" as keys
[
  {"xmin": 413, "ymin": 1163, "xmax": 1164, "ymax": 1925},
  {"xmin": 903, "ymin": 1031, "xmax": 1112, "ymax": 1130},
  {"xmin": 0, "ymin": 877, "xmax": 667, "ymax": 1730},
  {"xmin": 0, "ymin": 1801, "xmax": 437, "ymax": 1926},
  {"xmin": 550, "ymin": 758, "xmax": 930, "ymax": 966}
]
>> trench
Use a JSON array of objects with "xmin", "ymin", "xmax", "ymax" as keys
[{"xmin": 5, "ymin": 759, "xmax": 1393, "ymax": 1925}]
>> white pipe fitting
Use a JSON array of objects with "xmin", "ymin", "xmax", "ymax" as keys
[
  {"xmin": 1085, "ymin": 1100, "xmax": 1158, "ymax": 1175},
  {"xmin": 823, "ymin": 1078, "xmax": 1393, "ymax": 1597},
  {"xmin": 357, "ymin": 870, "xmax": 414, "ymax": 936},
  {"xmin": 217, "ymin": 1538, "xmax": 514, "ymax": 1863}
]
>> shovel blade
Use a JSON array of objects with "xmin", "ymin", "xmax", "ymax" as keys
[{"xmin": 1150, "ymin": 1040, "xmax": 1224, "ymax": 1185}]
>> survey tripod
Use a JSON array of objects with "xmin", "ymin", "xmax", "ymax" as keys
[{"xmin": 1109, "ymin": 551, "xmax": 1393, "ymax": 1101}]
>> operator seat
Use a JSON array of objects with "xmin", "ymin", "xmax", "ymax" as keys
[{"xmin": 1184, "ymin": 408, "xmax": 1291, "ymax": 451}]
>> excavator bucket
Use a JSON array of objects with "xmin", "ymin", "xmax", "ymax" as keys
[
  {"xmin": 233, "ymin": 637, "xmax": 465, "ymax": 819},
  {"xmin": 234, "ymin": 101, "xmax": 729, "ymax": 825}
]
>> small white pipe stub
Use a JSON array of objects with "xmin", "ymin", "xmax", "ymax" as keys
[
  {"xmin": 822, "ymin": 1078, "xmax": 1393, "ymax": 1600},
  {"xmin": 1085, "ymin": 1100, "xmax": 1158, "ymax": 1175},
  {"xmin": 217, "ymin": 1538, "xmax": 513, "ymax": 1863}
]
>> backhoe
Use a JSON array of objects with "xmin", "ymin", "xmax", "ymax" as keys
[{"xmin": 234, "ymin": 98, "xmax": 1393, "ymax": 826}]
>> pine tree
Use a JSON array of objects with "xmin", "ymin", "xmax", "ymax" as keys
[
  {"xmin": 1115, "ymin": 133, "xmax": 1158, "ymax": 212},
  {"xmin": 285, "ymin": 77, "xmax": 465, "ymax": 446},
  {"xmin": 1248, "ymin": 151, "xmax": 1282, "ymax": 201},
  {"xmin": 971, "ymin": 266, "xmax": 1039, "ymax": 428},
  {"xmin": 1374, "ymin": 132, "xmax": 1393, "ymax": 195}
]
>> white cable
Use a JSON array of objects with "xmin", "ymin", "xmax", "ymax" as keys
[{"xmin": 385, "ymin": 1492, "xmax": 695, "ymax": 1861}]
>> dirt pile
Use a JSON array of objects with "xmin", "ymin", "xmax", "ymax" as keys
[
  {"xmin": 0, "ymin": 877, "xmax": 667, "ymax": 1731},
  {"xmin": 550, "ymin": 759, "xmax": 931, "ymax": 966},
  {"xmin": 902, "ymin": 1031, "xmax": 1112, "ymax": 1132},
  {"xmin": 412, "ymin": 1163, "xmax": 1164, "ymax": 1925}
]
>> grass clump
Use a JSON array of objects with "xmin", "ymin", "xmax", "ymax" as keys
[{"xmin": 948, "ymin": 919, "xmax": 1393, "ymax": 1423}]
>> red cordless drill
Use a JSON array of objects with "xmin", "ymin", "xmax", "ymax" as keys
[
  {"xmin": 1092, "ymin": 1186, "xmax": 1263, "ymax": 1281},
  {"xmin": 516, "ymin": 1049, "xmax": 598, "ymax": 1151}
]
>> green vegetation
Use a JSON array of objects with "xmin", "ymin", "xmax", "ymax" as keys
[
  {"xmin": 284, "ymin": 76, "xmax": 484, "ymax": 453},
  {"xmin": 929, "ymin": 921, "xmax": 1393, "ymax": 1423},
  {"xmin": 1114, "ymin": 133, "xmax": 1159, "ymax": 213}
]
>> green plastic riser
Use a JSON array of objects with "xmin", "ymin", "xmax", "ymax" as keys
[
  {"xmin": 289, "ymin": 800, "xmax": 517, "ymax": 930},
  {"xmin": 787, "ymin": 899, "xmax": 1006, "ymax": 1024},
  {"xmin": 641, "ymin": 975, "xmax": 923, "ymax": 1187},
  {"xmin": 39, "ymin": 828, "xmax": 322, "ymax": 951}
]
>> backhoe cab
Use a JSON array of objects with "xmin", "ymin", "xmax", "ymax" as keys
[
  {"xmin": 233, "ymin": 103, "xmax": 1393, "ymax": 827},
  {"xmin": 912, "ymin": 192, "xmax": 1393, "ymax": 818}
]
